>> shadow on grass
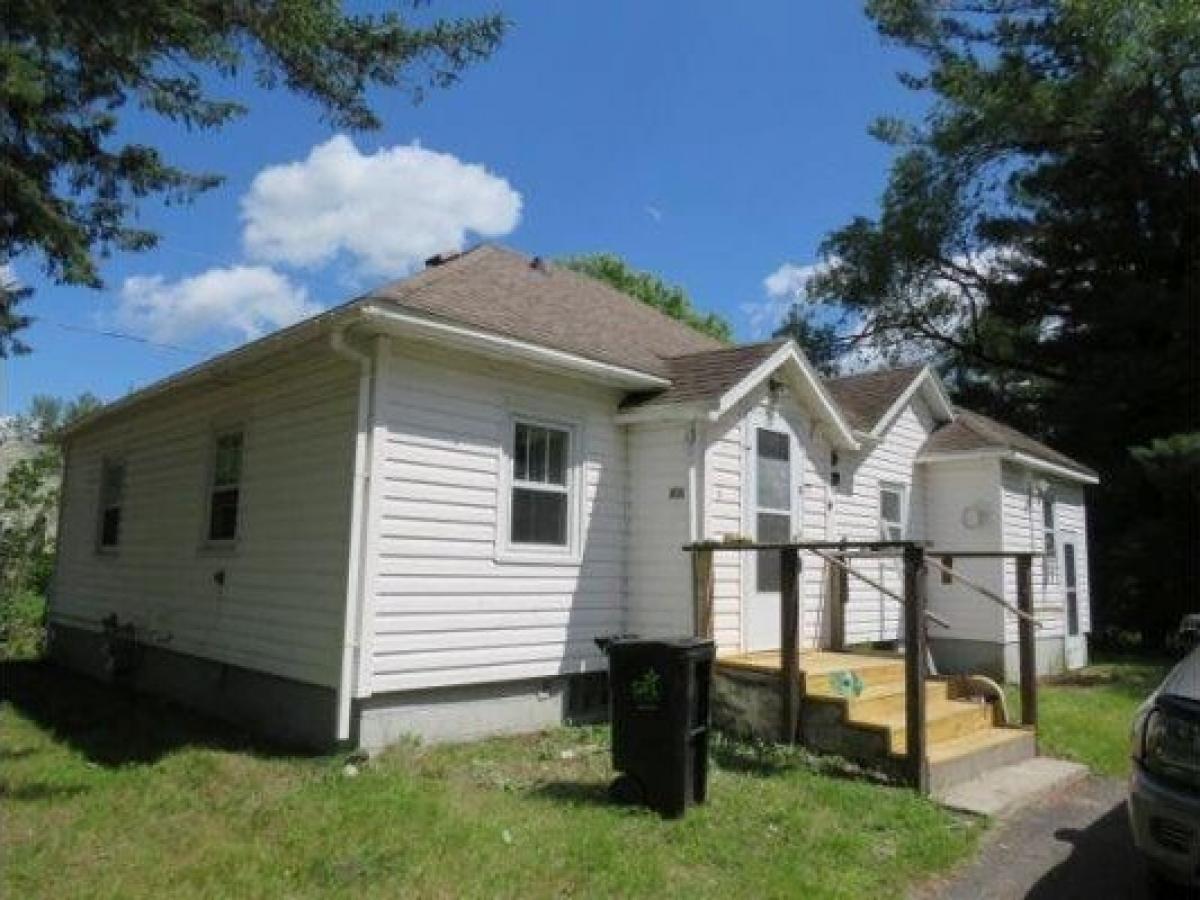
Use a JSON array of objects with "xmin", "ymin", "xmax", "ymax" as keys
[
  {"xmin": 529, "ymin": 780, "xmax": 615, "ymax": 807},
  {"xmin": 0, "ymin": 778, "xmax": 90, "ymax": 802},
  {"xmin": 0, "ymin": 660, "xmax": 308, "ymax": 768}
]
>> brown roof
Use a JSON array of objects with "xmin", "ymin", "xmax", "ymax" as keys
[
  {"xmin": 922, "ymin": 408, "xmax": 1097, "ymax": 479},
  {"xmin": 368, "ymin": 245, "xmax": 723, "ymax": 377},
  {"xmin": 619, "ymin": 340, "xmax": 786, "ymax": 410},
  {"xmin": 822, "ymin": 365, "xmax": 925, "ymax": 431}
]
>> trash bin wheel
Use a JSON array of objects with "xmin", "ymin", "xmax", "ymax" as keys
[{"xmin": 608, "ymin": 773, "xmax": 645, "ymax": 806}]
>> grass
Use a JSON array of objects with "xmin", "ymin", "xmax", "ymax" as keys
[
  {"xmin": 1006, "ymin": 655, "xmax": 1173, "ymax": 777},
  {"xmin": 1, "ymin": 662, "xmax": 980, "ymax": 900}
]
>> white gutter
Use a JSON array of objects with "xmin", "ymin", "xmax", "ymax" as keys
[
  {"xmin": 360, "ymin": 305, "xmax": 670, "ymax": 390},
  {"xmin": 917, "ymin": 449, "xmax": 1099, "ymax": 485},
  {"xmin": 329, "ymin": 326, "xmax": 376, "ymax": 743}
]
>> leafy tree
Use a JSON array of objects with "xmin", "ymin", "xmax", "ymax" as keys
[
  {"xmin": 1, "ymin": 393, "xmax": 104, "ymax": 598},
  {"xmin": 1, "ymin": 0, "xmax": 507, "ymax": 355},
  {"xmin": 12, "ymin": 393, "xmax": 102, "ymax": 443},
  {"xmin": 0, "ymin": 450, "xmax": 59, "ymax": 597},
  {"xmin": 772, "ymin": 305, "xmax": 847, "ymax": 376},
  {"xmin": 800, "ymin": 0, "xmax": 1199, "ymax": 646},
  {"xmin": 561, "ymin": 253, "xmax": 733, "ymax": 342}
]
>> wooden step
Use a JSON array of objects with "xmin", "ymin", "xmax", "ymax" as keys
[
  {"xmin": 844, "ymin": 680, "xmax": 952, "ymax": 719},
  {"xmin": 851, "ymin": 699, "xmax": 995, "ymax": 755},
  {"xmin": 802, "ymin": 659, "xmax": 907, "ymax": 699}
]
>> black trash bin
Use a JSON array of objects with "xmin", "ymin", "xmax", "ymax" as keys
[{"xmin": 600, "ymin": 636, "xmax": 715, "ymax": 818}]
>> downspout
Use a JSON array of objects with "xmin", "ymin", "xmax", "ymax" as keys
[
  {"xmin": 330, "ymin": 327, "xmax": 376, "ymax": 743},
  {"xmin": 687, "ymin": 418, "xmax": 706, "ymax": 542}
]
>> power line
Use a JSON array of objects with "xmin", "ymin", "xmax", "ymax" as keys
[{"xmin": 43, "ymin": 320, "xmax": 214, "ymax": 356}]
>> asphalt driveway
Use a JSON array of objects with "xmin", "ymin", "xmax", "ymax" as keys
[{"xmin": 918, "ymin": 776, "xmax": 1196, "ymax": 900}]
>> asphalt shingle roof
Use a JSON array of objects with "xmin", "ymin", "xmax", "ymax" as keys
[
  {"xmin": 619, "ymin": 340, "xmax": 786, "ymax": 410},
  {"xmin": 922, "ymin": 408, "xmax": 1097, "ymax": 479},
  {"xmin": 822, "ymin": 365, "xmax": 926, "ymax": 431},
  {"xmin": 368, "ymin": 245, "xmax": 723, "ymax": 378}
]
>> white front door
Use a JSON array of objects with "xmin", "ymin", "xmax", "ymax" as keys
[{"xmin": 746, "ymin": 422, "xmax": 801, "ymax": 651}]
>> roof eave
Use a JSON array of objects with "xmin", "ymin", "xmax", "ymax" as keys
[
  {"xmin": 360, "ymin": 304, "xmax": 671, "ymax": 390},
  {"xmin": 868, "ymin": 365, "xmax": 955, "ymax": 439},
  {"xmin": 715, "ymin": 342, "xmax": 860, "ymax": 450},
  {"xmin": 917, "ymin": 448, "xmax": 1099, "ymax": 484},
  {"xmin": 60, "ymin": 301, "xmax": 369, "ymax": 441}
]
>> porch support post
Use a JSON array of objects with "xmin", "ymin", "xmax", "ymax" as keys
[
  {"xmin": 692, "ymin": 548, "xmax": 715, "ymax": 640},
  {"xmin": 1016, "ymin": 553, "xmax": 1038, "ymax": 729},
  {"xmin": 780, "ymin": 549, "xmax": 801, "ymax": 744},
  {"xmin": 830, "ymin": 555, "xmax": 848, "ymax": 652},
  {"xmin": 903, "ymin": 545, "xmax": 929, "ymax": 794}
]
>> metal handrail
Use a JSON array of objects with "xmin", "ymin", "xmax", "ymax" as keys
[
  {"xmin": 810, "ymin": 548, "xmax": 951, "ymax": 630},
  {"xmin": 925, "ymin": 556, "xmax": 1045, "ymax": 628}
]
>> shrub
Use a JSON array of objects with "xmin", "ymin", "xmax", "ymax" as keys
[{"xmin": 0, "ymin": 591, "xmax": 46, "ymax": 660}]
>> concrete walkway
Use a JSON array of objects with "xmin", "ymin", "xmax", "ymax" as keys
[{"xmin": 918, "ymin": 776, "xmax": 1195, "ymax": 900}]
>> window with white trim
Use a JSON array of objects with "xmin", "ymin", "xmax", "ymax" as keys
[
  {"xmin": 97, "ymin": 459, "xmax": 125, "ymax": 550},
  {"xmin": 1042, "ymin": 494, "xmax": 1058, "ymax": 582},
  {"xmin": 509, "ymin": 421, "xmax": 570, "ymax": 547},
  {"xmin": 880, "ymin": 483, "xmax": 906, "ymax": 541},
  {"xmin": 207, "ymin": 430, "xmax": 244, "ymax": 542}
]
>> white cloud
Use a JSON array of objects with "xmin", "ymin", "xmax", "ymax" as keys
[
  {"xmin": 644, "ymin": 204, "xmax": 663, "ymax": 223},
  {"xmin": 741, "ymin": 261, "xmax": 826, "ymax": 338},
  {"xmin": 241, "ymin": 135, "xmax": 522, "ymax": 276},
  {"xmin": 115, "ymin": 266, "xmax": 320, "ymax": 346}
]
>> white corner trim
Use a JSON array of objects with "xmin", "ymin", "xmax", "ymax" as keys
[
  {"xmin": 360, "ymin": 305, "xmax": 669, "ymax": 390},
  {"xmin": 870, "ymin": 365, "xmax": 955, "ymax": 439}
]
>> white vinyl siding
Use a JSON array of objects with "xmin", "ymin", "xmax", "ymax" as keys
[
  {"xmin": 1000, "ymin": 466, "xmax": 1091, "ymax": 642},
  {"xmin": 703, "ymin": 385, "xmax": 830, "ymax": 652},
  {"xmin": 52, "ymin": 342, "xmax": 359, "ymax": 687},
  {"xmin": 628, "ymin": 423, "xmax": 693, "ymax": 639},
  {"xmin": 833, "ymin": 399, "xmax": 935, "ymax": 644},
  {"xmin": 366, "ymin": 340, "xmax": 627, "ymax": 694},
  {"xmin": 921, "ymin": 458, "xmax": 1006, "ymax": 642}
]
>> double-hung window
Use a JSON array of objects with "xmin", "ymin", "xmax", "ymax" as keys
[
  {"xmin": 207, "ymin": 430, "xmax": 244, "ymax": 543},
  {"xmin": 509, "ymin": 421, "xmax": 570, "ymax": 548},
  {"xmin": 880, "ymin": 483, "xmax": 906, "ymax": 541},
  {"xmin": 97, "ymin": 459, "xmax": 125, "ymax": 550},
  {"xmin": 1042, "ymin": 494, "xmax": 1058, "ymax": 582}
]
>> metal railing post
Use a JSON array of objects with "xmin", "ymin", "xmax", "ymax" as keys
[{"xmin": 903, "ymin": 544, "xmax": 929, "ymax": 794}]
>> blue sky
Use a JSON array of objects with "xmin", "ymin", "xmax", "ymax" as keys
[{"xmin": 4, "ymin": 1, "xmax": 929, "ymax": 415}]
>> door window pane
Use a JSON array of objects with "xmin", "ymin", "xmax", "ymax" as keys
[
  {"xmin": 756, "ymin": 511, "xmax": 791, "ymax": 592},
  {"xmin": 756, "ymin": 429, "xmax": 791, "ymax": 511}
]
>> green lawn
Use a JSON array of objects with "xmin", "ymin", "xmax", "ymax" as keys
[
  {"xmin": 1, "ymin": 662, "xmax": 978, "ymax": 900},
  {"xmin": 1007, "ymin": 656, "xmax": 1172, "ymax": 777}
]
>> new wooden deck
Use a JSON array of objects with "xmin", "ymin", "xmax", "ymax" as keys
[{"xmin": 716, "ymin": 649, "xmax": 903, "ymax": 677}]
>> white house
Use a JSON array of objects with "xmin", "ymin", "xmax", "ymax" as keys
[{"xmin": 50, "ymin": 245, "xmax": 1098, "ymax": 749}]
